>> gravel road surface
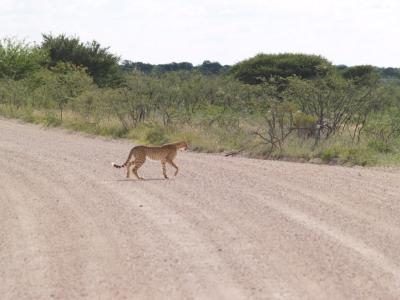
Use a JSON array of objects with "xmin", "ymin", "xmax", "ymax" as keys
[{"xmin": 1, "ymin": 118, "xmax": 400, "ymax": 299}]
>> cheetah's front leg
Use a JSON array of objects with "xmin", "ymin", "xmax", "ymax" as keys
[
  {"xmin": 161, "ymin": 160, "xmax": 168, "ymax": 179},
  {"xmin": 167, "ymin": 159, "xmax": 179, "ymax": 176}
]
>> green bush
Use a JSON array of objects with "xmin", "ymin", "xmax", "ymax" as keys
[
  {"xmin": 321, "ymin": 147, "xmax": 339, "ymax": 162},
  {"xmin": 231, "ymin": 53, "xmax": 331, "ymax": 84},
  {"xmin": 101, "ymin": 126, "xmax": 127, "ymax": 138},
  {"xmin": 1, "ymin": 35, "xmax": 400, "ymax": 167},
  {"xmin": 145, "ymin": 127, "xmax": 168, "ymax": 145},
  {"xmin": 43, "ymin": 111, "xmax": 61, "ymax": 127},
  {"xmin": 364, "ymin": 110, "xmax": 400, "ymax": 152},
  {"xmin": 368, "ymin": 139, "xmax": 390, "ymax": 153},
  {"xmin": 339, "ymin": 147, "xmax": 374, "ymax": 166},
  {"xmin": 20, "ymin": 107, "xmax": 35, "ymax": 123}
]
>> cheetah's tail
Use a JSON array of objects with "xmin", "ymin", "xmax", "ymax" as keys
[{"xmin": 111, "ymin": 162, "xmax": 127, "ymax": 168}]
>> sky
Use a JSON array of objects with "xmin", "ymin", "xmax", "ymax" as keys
[{"xmin": 1, "ymin": 0, "xmax": 399, "ymax": 67}]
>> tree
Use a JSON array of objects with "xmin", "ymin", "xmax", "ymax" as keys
[
  {"xmin": 109, "ymin": 72, "xmax": 159, "ymax": 129},
  {"xmin": 197, "ymin": 60, "xmax": 225, "ymax": 75},
  {"xmin": 364, "ymin": 109, "xmax": 400, "ymax": 152},
  {"xmin": 249, "ymin": 81, "xmax": 297, "ymax": 154},
  {"xmin": 41, "ymin": 34, "xmax": 120, "ymax": 86},
  {"xmin": 40, "ymin": 62, "xmax": 93, "ymax": 120},
  {"xmin": 230, "ymin": 53, "xmax": 332, "ymax": 85},
  {"xmin": 154, "ymin": 62, "xmax": 194, "ymax": 74},
  {"xmin": 0, "ymin": 78, "xmax": 30, "ymax": 110},
  {"xmin": 287, "ymin": 73, "xmax": 377, "ymax": 143},
  {"xmin": 121, "ymin": 61, "xmax": 154, "ymax": 74},
  {"xmin": 380, "ymin": 67, "xmax": 400, "ymax": 79},
  {"xmin": 340, "ymin": 65, "xmax": 378, "ymax": 85},
  {"xmin": 0, "ymin": 38, "xmax": 48, "ymax": 80}
]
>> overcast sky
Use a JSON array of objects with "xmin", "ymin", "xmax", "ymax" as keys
[{"xmin": 1, "ymin": 0, "xmax": 399, "ymax": 67}]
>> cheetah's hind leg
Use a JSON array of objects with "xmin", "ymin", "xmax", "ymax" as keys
[
  {"xmin": 132, "ymin": 160, "xmax": 145, "ymax": 180},
  {"xmin": 126, "ymin": 161, "xmax": 134, "ymax": 178}
]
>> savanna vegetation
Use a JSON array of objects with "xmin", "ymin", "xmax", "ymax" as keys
[{"xmin": 1, "ymin": 34, "xmax": 400, "ymax": 166}]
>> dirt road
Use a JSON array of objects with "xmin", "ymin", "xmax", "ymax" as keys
[{"xmin": 1, "ymin": 118, "xmax": 400, "ymax": 299}]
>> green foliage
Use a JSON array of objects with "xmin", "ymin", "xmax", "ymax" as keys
[
  {"xmin": 2, "ymin": 35, "xmax": 400, "ymax": 166},
  {"xmin": 39, "ymin": 62, "xmax": 93, "ymax": 120},
  {"xmin": 197, "ymin": 60, "xmax": 228, "ymax": 75},
  {"xmin": 231, "ymin": 53, "xmax": 331, "ymax": 84},
  {"xmin": 121, "ymin": 61, "xmax": 155, "ymax": 74},
  {"xmin": 0, "ymin": 38, "xmax": 48, "ymax": 79},
  {"xmin": 43, "ymin": 111, "xmax": 62, "ymax": 127},
  {"xmin": 144, "ymin": 126, "xmax": 169, "ymax": 145},
  {"xmin": 340, "ymin": 65, "xmax": 379, "ymax": 86},
  {"xmin": 41, "ymin": 34, "xmax": 120, "ymax": 86},
  {"xmin": 293, "ymin": 111, "xmax": 317, "ymax": 137},
  {"xmin": 338, "ymin": 65, "xmax": 400, "ymax": 81},
  {"xmin": 120, "ymin": 60, "xmax": 229, "ymax": 75},
  {"xmin": 341, "ymin": 65, "xmax": 375, "ymax": 79},
  {"xmin": 320, "ymin": 146, "xmax": 340, "ymax": 162},
  {"xmin": 364, "ymin": 110, "xmax": 400, "ymax": 152},
  {"xmin": 154, "ymin": 62, "xmax": 194, "ymax": 74},
  {"xmin": 0, "ymin": 78, "xmax": 33, "ymax": 110},
  {"xmin": 253, "ymin": 86, "xmax": 298, "ymax": 155},
  {"xmin": 380, "ymin": 67, "xmax": 400, "ymax": 79},
  {"xmin": 339, "ymin": 147, "xmax": 374, "ymax": 166},
  {"xmin": 287, "ymin": 73, "xmax": 378, "ymax": 141}
]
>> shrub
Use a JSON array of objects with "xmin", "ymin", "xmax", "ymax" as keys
[
  {"xmin": 321, "ymin": 147, "xmax": 339, "ymax": 162},
  {"xmin": 364, "ymin": 110, "xmax": 400, "ymax": 152},
  {"xmin": 43, "ymin": 111, "xmax": 61, "ymax": 127}
]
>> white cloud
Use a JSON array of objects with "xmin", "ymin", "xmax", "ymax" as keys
[{"xmin": 0, "ymin": 0, "xmax": 399, "ymax": 66}]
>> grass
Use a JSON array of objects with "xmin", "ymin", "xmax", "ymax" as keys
[
  {"xmin": 0, "ymin": 106, "xmax": 237, "ymax": 153},
  {"xmin": 2, "ymin": 105, "xmax": 400, "ymax": 167}
]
